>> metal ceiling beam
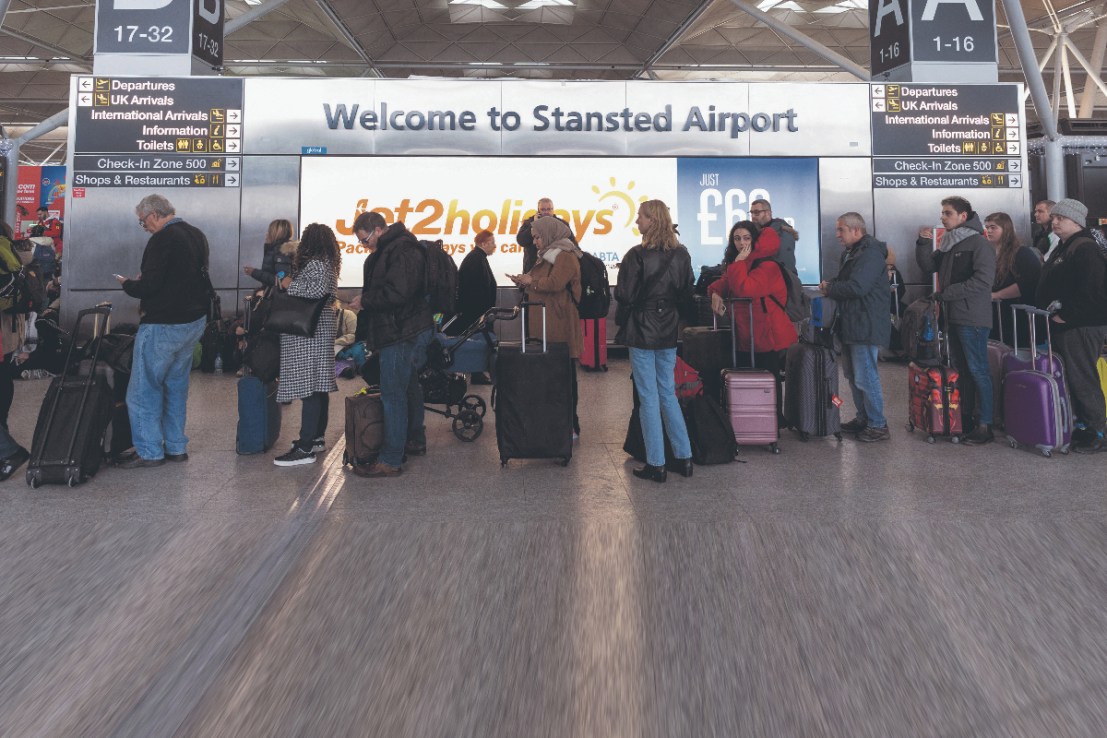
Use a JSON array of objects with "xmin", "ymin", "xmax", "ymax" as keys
[
  {"xmin": 225, "ymin": 0, "xmax": 299, "ymax": 36},
  {"xmin": 312, "ymin": 0, "xmax": 384, "ymax": 78},
  {"xmin": 722, "ymin": 0, "xmax": 868, "ymax": 80},
  {"xmin": 0, "ymin": 0, "xmax": 11, "ymax": 24},
  {"xmin": 1077, "ymin": 4, "xmax": 1107, "ymax": 116},
  {"xmin": 0, "ymin": 26, "xmax": 90, "ymax": 65},
  {"xmin": 635, "ymin": 0, "xmax": 715, "ymax": 79},
  {"xmin": 222, "ymin": 60, "xmax": 856, "ymax": 73}
]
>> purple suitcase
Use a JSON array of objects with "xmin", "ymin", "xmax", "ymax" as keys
[
  {"xmin": 721, "ymin": 298, "xmax": 780, "ymax": 454},
  {"xmin": 987, "ymin": 300, "xmax": 1014, "ymax": 430},
  {"xmin": 1003, "ymin": 304, "xmax": 1072, "ymax": 457}
]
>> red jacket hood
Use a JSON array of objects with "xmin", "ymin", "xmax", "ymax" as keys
[{"xmin": 751, "ymin": 224, "xmax": 781, "ymax": 261}]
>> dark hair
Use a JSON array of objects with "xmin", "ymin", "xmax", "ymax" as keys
[
  {"xmin": 941, "ymin": 196, "xmax": 973, "ymax": 215},
  {"xmin": 37, "ymin": 206, "xmax": 49, "ymax": 213},
  {"xmin": 352, "ymin": 210, "xmax": 386, "ymax": 234},
  {"xmin": 0, "ymin": 221, "xmax": 11, "ymax": 240},
  {"xmin": 295, "ymin": 223, "xmax": 342, "ymax": 276},
  {"xmin": 985, "ymin": 212, "xmax": 1020, "ymax": 288},
  {"xmin": 723, "ymin": 220, "xmax": 760, "ymax": 265}
]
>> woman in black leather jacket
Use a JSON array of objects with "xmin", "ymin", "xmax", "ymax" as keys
[
  {"xmin": 614, "ymin": 199, "xmax": 695, "ymax": 483},
  {"xmin": 244, "ymin": 219, "xmax": 295, "ymax": 287}
]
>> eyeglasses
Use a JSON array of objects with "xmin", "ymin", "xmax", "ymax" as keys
[
  {"xmin": 358, "ymin": 235, "xmax": 371, "ymax": 244},
  {"xmin": 749, "ymin": 209, "xmax": 769, "ymax": 215},
  {"xmin": 138, "ymin": 214, "xmax": 150, "ymax": 228}
]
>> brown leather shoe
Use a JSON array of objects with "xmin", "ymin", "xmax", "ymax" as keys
[{"xmin": 351, "ymin": 461, "xmax": 402, "ymax": 478}]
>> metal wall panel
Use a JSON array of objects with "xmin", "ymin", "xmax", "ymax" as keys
[
  {"xmin": 818, "ymin": 158, "xmax": 875, "ymax": 281},
  {"xmin": 238, "ymin": 156, "xmax": 301, "ymax": 289},
  {"xmin": 625, "ymin": 82, "xmax": 751, "ymax": 156},
  {"xmin": 749, "ymin": 83, "xmax": 872, "ymax": 157},
  {"xmin": 374, "ymin": 80, "xmax": 502, "ymax": 155},
  {"xmin": 244, "ymin": 78, "xmax": 378, "ymax": 156},
  {"xmin": 500, "ymin": 81, "xmax": 627, "ymax": 156}
]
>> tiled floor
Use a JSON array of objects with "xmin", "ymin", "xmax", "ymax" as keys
[{"xmin": 1, "ymin": 358, "xmax": 1105, "ymax": 737}]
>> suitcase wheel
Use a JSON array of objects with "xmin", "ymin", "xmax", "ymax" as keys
[
  {"xmin": 906, "ymin": 422, "xmax": 915, "ymax": 432},
  {"xmin": 1008, "ymin": 438, "xmax": 1018, "ymax": 449},
  {"xmin": 500, "ymin": 458, "xmax": 508, "ymax": 468},
  {"xmin": 559, "ymin": 457, "xmax": 570, "ymax": 467},
  {"xmin": 66, "ymin": 467, "xmax": 81, "ymax": 487},
  {"xmin": 26, "ymin": 469, "xmax": 40, "ymax": 489},
  {"xmin": 796, "ymin": 431, "xmax": 809, "ymax": 442},
  {"xmin": 927, "ymin": 435, "xmax": 936, "ymax": 444},
  {"xmin": 950, "ymin": 435, "xmax": 961, "ymax": 445},
  {"xmin": 1061, "ymin": 445, "xmax": 1070, "ymax": 455},
  {"xmin": 460, "ymin": 394, "xmax": 487, "ymax": 418},
  {"xmin": 452, "ymin": 410, "xmax": 483, "ymax": 442},
  {"xmin": 834, "ymin": 432, "xmax": 843, "ymax": 442},
  {"xmin": 1036, "ymin": 445, "xmax": 1052, "ymax": 458},
  {"xmin": 770, "ymin": 443, "xmax": 780, "ymax": 455},
  {"xmin": 342, "ymin": 450, "xmax": 350, "ymax": 466}
]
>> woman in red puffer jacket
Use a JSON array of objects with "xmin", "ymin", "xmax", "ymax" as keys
[{"xmin": 707, "ymin": 220, "xmax": 798, "ymax": 424}]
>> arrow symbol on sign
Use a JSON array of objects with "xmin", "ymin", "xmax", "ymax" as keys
[
  {"xmin": 227, "ymin": 126, "xmax": 240, "ymax": 138},
  {"xmin": 228, "ymin": 175, "xmax": 238, "ymax": 185},
  {"xmin": 1011, "ymin": 175, "xmax": 1021, "ymax": 187},
  {"xmin": 227, "ymin": 140, "xmax": 240, "ymax": 152},
  {"xmin": 79, "ymin": 78, "xmax": 92, "ymax": 90},
  {"xmin": 78, "ymin": 94, "xmax": 92, "ymax": 105},
  {"xmin": 228, "ymin": 110, "xmax": 241, "ymax": 123}
]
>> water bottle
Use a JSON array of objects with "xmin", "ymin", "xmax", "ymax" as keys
[
  {"xmin": 277, "ymin": 271, "xmax": 286, "ymax": 291},
  {"xmin": 921, "ymin": 312, "xmax": 934, "ymax": 343},
  {"xmin": 214, "ymin": 352, "xmax": 223, "ymax": 374}
]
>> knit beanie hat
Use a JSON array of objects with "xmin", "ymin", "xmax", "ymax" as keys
[{"xmin": 1050, "ymin": 198, "xmax": 1087, "ymax": 225}]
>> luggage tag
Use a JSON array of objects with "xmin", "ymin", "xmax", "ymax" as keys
[{"xmin": 831, "ymin": 394, "xmax": 843, "ymax": 408}]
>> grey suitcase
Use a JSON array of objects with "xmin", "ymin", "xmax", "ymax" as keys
[{"xmin": 784, "ymin": 341, "xmax": 842, "ymax": 441}]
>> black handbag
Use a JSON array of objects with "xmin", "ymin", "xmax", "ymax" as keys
[{"xmin": 264, "ymin": 291, "xmax": 332, "ymax": 337}]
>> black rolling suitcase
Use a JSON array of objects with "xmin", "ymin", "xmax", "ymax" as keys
[
  {"xmin": 27, "ymin": 306, "xmax": 115, "ymax": 488},
  {"xmin": 783, "ymin": 341, "xmax": 842, "ymax": 441},
  {"xmin": 493, "ymin": 302, "xmax": 573, "ymax": 467}
]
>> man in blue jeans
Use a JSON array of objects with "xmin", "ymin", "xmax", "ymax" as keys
[
  {"xmin": 351, "ymin": 211, "xmax": 434, "ymax": 478},
  {"xmin": 115, "ymin": 194, "xmax": 210, "ymax": 467},
  {"xmin": 820, "ymin": 213, "xmax": 892, "ymax": 442},
  {"xmin": 916, "ymin": 196, "xmax": 997, "ymax": 445}
]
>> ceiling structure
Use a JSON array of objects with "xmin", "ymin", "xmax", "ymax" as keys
[{"xmin": 1, "ymin": 0, "xmax": 1105, "ymax": 163}]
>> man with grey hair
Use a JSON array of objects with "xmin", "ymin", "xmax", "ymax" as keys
[
  {"xmin": 114, "ymin": 194, "xmax": 211, "ymax": 468},
  {"xmin": 515, "ymin": 197, "xmax": 575, "ymax": 274},
  {"xmin": 1036, "ymin": 197, "xmax": 1107, "ymax": 452},
  {"xmin": 819, "ymin": 212, "xmax": 891, "ymax": 442}
]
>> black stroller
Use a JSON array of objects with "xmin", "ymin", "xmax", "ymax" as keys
[{"xmin": 420, "ymin": 307, "xmax": 512, "ymax": 441}]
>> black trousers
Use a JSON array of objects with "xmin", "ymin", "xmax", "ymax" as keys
[{"xmin": 297, "ymin": 392, "xmax": 330, "ymax": 451}]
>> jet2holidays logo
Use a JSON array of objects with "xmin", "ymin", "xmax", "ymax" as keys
[{"xmin": 677, "ymin": 158, "xmax": 820, "ymax": 279}]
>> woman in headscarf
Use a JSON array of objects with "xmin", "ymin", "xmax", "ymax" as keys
[
  {"xmin": 508, "ymin": 215, "xmax": 583, "ymax": 438},
  {"xmin": 614, "ymin": 199, "xmax": 694, "ymax": 482}
]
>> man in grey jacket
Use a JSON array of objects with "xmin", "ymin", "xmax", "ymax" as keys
[
  {"xmin": 916, "ymin": 196, "xmax": 997, "ymax": 445},
  {"xmin": 820, "ymin": 212, "xmax": 891, "ymax": 442}
]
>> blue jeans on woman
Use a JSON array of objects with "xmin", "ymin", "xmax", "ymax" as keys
[
  {"xmin": 630, "ymin": 347, "xmax": 692, "ymax": 467},
  {"xmin": 840, "ymin": 343, "xmax": 887, "ymax": 429},
  {"xmin": 127, "ymin": 317, "xmax": 207, "ymax": 460},
  {"xmin": 378, "ymin": 328, "xmax": 433, "ymax": 468},
  {"xmin": 950, "ymin": 324, "xmax": 993, "ymax": 426}
]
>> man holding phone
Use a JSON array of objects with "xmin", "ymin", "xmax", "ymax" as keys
[{"xmin": 115, "ymin": 194, "xmax": 210, "ymax": 468}]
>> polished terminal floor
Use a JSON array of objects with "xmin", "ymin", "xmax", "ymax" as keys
[{"xmin": 1, "ymin": 356, "xmax": 1105, "ymax": 737}]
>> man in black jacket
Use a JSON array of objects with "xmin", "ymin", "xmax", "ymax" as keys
[
  {"xmin": 115, "ymin": 194, "xmax": 210, "ymax": 468},
  {"xmin": 749, "ymin": 198, "xmax": 799, "ymax": 274},
  {"xmin": 449, "ymin": 230, "xmax": 498, "ymax": 383},
  {"xmin": 1036, "ymin": 198, "xmax": 1107, "ymax": 452},
  {"xmin": 352, "ymin": 210, "xmax": 434, "ymax": 477}
]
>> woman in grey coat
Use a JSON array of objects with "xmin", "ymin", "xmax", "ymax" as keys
[{"xmin": 273, "ymin": 224, "xmax": 341, "ymax": 466}]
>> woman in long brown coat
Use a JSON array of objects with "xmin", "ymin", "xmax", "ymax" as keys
[{"xmin": 509, "ymin": 215, "xmax": 583, "ymax": 437}]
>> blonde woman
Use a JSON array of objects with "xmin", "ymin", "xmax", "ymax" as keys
[{"xmin": 613, "ymin": 199, "xmax": 694, "ymax": 482}]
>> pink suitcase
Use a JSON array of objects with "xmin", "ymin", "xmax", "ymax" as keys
[
  {"xmin": 722, "ymin": 298, "xmax": 780, "ymax": 454},
  {"xmin": 580, "ymin": 318, "xmax": 607, "ymax": 372}
]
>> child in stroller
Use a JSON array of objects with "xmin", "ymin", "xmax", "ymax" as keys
[{"xmin": 419, "ymin": 307, "xmax": 510, "ymax": 441}]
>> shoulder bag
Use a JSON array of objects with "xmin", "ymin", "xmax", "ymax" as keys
[{"xmin": 265, "ymin": 290, "xmax": 333, "ymax": 338}]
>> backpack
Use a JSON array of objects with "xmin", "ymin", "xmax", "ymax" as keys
[
  {"xmin": 752, "ymin": 257, "xmax": 810, "ymax": 323},
  {"xmin": 1, "ymin": 266, "xmax": 46, "ymax": 315},
  {"xmin": 199, "ymin": 319, "xmax": 228, "ymax": 372},
  {"xmin": 418, "ymin": 239, "xmax": 459, "ymax": 317},
  {"xmin": 570, "ymin": 252, "xmax": 612, "ymax": 320}
]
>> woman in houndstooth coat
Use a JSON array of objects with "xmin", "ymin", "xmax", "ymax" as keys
[{"xmin": 274, "ymin": 223, "xmax": 341, "ymax": 466}]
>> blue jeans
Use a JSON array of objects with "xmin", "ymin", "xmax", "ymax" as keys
[
  {"xmin": 378, "ymin": 328, "xmax": 432, "ymax": 467},
  {"xmin": 840, "ymin": 343, "xmax": 887, "ymax": 429},
  {"xmin": 950, "ymin": 324, "xmax": 993, "ymax": 426},
  {"xmin": 127, "ymin": 317, "xmax": 206, "ymax": 460},
  {"xmin": 630, "ymin": 347, "xmax": 693, "ymax": 467}
]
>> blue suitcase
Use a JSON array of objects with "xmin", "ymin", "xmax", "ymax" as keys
[{"xmin": 236, "ymin": 376, "xmax": 281, "ymax": 454}]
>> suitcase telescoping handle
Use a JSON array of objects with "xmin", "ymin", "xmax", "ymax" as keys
[
  {"xmin": 1010, "ymin": 303, "xmax": 1055, "ymax": 366},
  {"xmin": 724, "ymin": 297, "xmax": 756, "ymax": 368},
  {"xmin": 517, "ymin": 300, "xmax": 547, "ymax": 353},
  {"xmin": 992, "ymin": 298, "xmax": 1004, "ymax": 345}
]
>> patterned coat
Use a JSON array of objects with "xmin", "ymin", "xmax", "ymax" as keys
[{"xmin": 277, "ymin": 259, "xmax": 338, "ymax": 402}]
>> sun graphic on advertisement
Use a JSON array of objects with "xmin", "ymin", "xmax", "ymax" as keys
[{"xmin": 592, "ymin": 178, "xmax": 649, "ymax": 235}]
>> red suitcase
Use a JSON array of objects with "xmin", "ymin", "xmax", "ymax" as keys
[
  {"xmin": 580, "ymin": 318, "xmax": 607, "ymax": 371},
  {"xmin": 906, "ymin": 315, "xmax": 963, "ymax": 443},
  {"xmin": 721, "ymin": 298, "xmax": 780, "ymax": 454}
]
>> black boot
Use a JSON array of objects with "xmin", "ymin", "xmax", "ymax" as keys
[
  {"xmin": 676, "ymin": 458, "xmax": 694, "ymax": 478},
  {"xmin": 633, "ymin": 464, "xmax": 667, "ymax": 483}
]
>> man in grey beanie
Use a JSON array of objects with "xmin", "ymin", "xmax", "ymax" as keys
[{"xmin": 1036, "ymin": 197, "xmax": 1107, "ymax": 452}]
